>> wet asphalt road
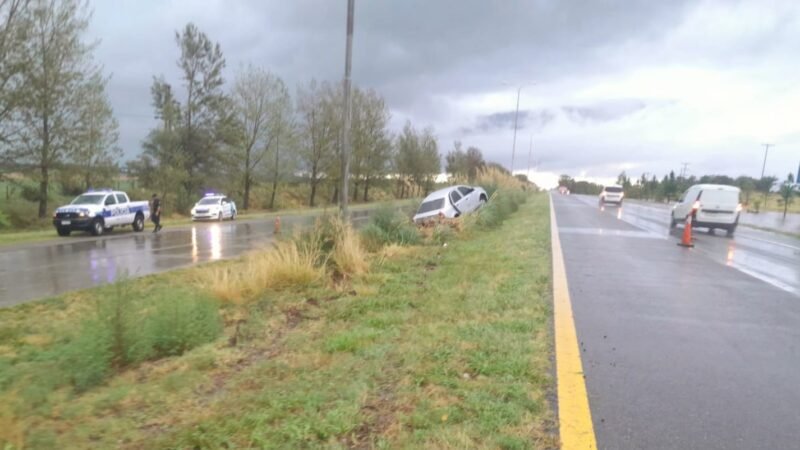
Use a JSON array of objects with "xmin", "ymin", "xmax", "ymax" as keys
[
  {"xmin": 0, "ymin": 210, "xmax": 373, "ymax": 307},
  {"xmin": 553, "ymin": 194, "xmax": 800, "ymax": 450}
]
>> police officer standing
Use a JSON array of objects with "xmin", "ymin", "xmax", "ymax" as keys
[{"xmin": 151, "ymin": 193, "xmax": 162, "ymax": 233}]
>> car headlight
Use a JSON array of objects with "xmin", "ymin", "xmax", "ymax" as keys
[{"xmin": 78, "ymin": 211, "xmax": 87, "ymax": 217}]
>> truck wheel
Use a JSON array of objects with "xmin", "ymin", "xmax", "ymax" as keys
[
  {"xmin": 231, "ymin": 210, "xmax": 237, "ymax": 220},
  {"xmin": 57, "ymin": 227, "xmax": 71, "ymax": 237},
  {"xmin": 91, "ymin": 218, "xmax": 105, "ymax": 236},
  {"xmin": 132, "ymin": 214, "xmax": 144, "ymax": 232}
]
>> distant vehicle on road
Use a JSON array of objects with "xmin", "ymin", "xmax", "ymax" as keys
[
  {"xmin": 599, "ymin": 185, "xmax": 624, "ymax": 205},
  {"xmin": 558, "ymin": 186, "xmax": 570, "ymax": 195},
  {"xmin": 53, "ymin": 189, "xmax": 150, "ymax": 237},
  {"xmin": 191, "ymin": 194, "xmax": 237, "ymax": 221},
  {"xmin": 670, "ymin": 184, "xmax": 742, "ymax": 236},
  {"xmin": 413, "ymin": 185, "xmax": 488, "ymax": 223}
]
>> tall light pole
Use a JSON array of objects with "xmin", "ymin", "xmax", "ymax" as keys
[
  {"xmin": 339, "ymin": 0, "xmax": 355, "ymax": 218},
  {"xmin": 510, "ymin": 86, "xmax": 522, "ymax": 174},
  {"xmin": 760, "ymin": 143, "xmax": 772, "ymax": 179}
]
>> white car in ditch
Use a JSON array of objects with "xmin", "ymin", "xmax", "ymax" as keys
[{"xmin": 413, "ymin": 185, "xmax": 488, "ymax": 223}]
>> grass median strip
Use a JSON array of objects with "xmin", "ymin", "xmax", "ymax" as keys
[{"xmin": 1, "ymin": 190, "xmax": 555, "ymax": 449}]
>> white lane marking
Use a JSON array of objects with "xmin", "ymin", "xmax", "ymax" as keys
[{"xmin": 558, "ymin": 227, "xmax": 665, "ymax": 239}]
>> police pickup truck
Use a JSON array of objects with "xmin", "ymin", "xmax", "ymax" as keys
[{"xmin": 52, "ymin": 189, "xmax": 150, "ymax": 237}]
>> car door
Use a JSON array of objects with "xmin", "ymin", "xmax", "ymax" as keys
[
  {"xmin": 222, "ymin": 198, "xmax": 231, "ymax": 218},
  {"xmin": 103, "ymin": 194, "xmax": 118, "ymax": 225},
  {"xmin": 457, "ymin": 186, "xmax": 476, "ymax": 212},
  {"xmin": 116, "ymin": 193, "xmax": 131, "ymax": 224}
]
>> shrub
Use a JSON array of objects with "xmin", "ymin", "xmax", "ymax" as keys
[
  {"xmin": 0, "ymin": 210, "xmax": 10, "ymax": 230},
  {"xmin": 61, "ymin": 318, "xmax": 114, "ymax": 392},
  {"xmin": 360, "ymin": 206, "xmax": 420, "ymax": 251},
  {"xmin": 473, "ymin": 190, "xmax": 528, "ymax": 230},
  {"xmin": 60, "ymin": 287, "xmax": 222, "ymax": 391},
  {"xmin": 145, "ymin": 293, "xmax": 222, "ymax": 358}
]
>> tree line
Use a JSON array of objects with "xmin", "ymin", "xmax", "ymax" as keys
[{"xmin": 0, "ymin": 1, "xmax": 445, "ymax": 217}]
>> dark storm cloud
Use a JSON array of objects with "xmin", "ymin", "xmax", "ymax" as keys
[
  {"xmin": 562, "ymin": 99, "xmax": 647, "ymax": 123},
  {"xmin": 91, "ymin": 0, "xmax": 696, "ymax": 158},
  {"xmin": 462, "ymin": 109, "xmax": 557, "ymax": 135}
]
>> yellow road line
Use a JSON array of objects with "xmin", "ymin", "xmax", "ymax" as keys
[{"xmin": 550, "ymin": 195, "xmax": 597, "ymax": 449}]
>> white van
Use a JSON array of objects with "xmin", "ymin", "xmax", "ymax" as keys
[
  {"xmin": 599, "ymin": 185, "xmax": 624, "ymax": 204},
  {"xmin": 670, "ymin": 184, "xmax": 742, "ymax": 236}
]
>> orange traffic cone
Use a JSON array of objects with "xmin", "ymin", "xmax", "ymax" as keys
[
  {"xmin": 274, "ymin": 216, "xmax": 281, "ymax": 234},
  {"xmin": 678, "ymin": 214, "xmax": 694, "ymax": 248}
]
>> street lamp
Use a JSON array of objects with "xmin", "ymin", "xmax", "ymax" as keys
[{"xmin": 504, "ymin": 81, "xmax": 534, "ymax": 174}]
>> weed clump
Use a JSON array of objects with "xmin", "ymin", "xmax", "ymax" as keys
[{"xmin": 360, "ymin": 206, "xmax": 420, "ymax": 251}]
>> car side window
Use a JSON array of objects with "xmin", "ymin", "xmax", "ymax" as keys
[
  {"xmin": 116, "ymin": 194, "xmax": 128, "ymax": 203},
  {"xmin": 450, "ymin": 190, "xmax": 462, "ymax": 204},
  {"xmin": 104, "ymin": 195, "xmax": 116, "ymax": 206}
]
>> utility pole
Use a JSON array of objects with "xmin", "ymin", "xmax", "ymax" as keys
[
  {"xmin": 339, "ymin": 0, "xmax": 355, "ymax": 218},
  {"xmin": 510, "ymin": 86, "xmax": 521, "ymax": 174},
  {"xmin": 679, "ymin": 162, "xmax": 689, "ymax": 179},
  {"xmin": 760, "ymin": 143, "xmax": 772, "ymax": 179}
]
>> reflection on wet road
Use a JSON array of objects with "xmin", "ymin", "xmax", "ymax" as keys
[
  {"xmin": 578, "ymin": 195, "xmax": 800, "ymax": 295},
  {"xmin": 0, "ymin": 210, "xmax": 373, "ymax": 307}
]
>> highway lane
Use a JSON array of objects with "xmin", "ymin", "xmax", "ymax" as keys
[
  {"xmin": 0, "ymin": 209, "xmax": 373, "ymax": 307},
  {"xmin": 553, "ymin": 194, "xmax": 800, "ymax": 449}
]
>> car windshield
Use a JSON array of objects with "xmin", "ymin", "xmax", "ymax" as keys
[
  {"xmin": 198, "ymin": 198, "xmax": 220, "ymax": 205},
  {"xmin": 604, "ymin": 187, "xmax": 623, "ymax": 193},
  {"xmin": 70, "ymin": 194, "xmax": 106, "ymax": 205},
  {"xmin": 417, "ymin": 198, "xmax": 445, "ymax": 214}
]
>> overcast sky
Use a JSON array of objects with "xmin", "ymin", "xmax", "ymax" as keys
[{"xmin": 89, "ymin": 0, "xmax": 800, "ymax": 188}]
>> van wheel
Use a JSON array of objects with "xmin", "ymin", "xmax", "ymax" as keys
[
  {"xmin": 669, "ymin": 216, "xmax": 677, "ymax": 229},
  {"xmin": 91, "ymin": 218, "xmax": 105, "ymax": 236}
]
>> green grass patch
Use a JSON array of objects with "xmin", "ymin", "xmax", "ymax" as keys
[{"xmin": 0, "ymin": 194, "xmax": 555, "ymax": 449}]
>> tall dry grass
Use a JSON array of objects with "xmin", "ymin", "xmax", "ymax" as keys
[
  {"xmin": 202, "ymin": 240, "xmax": 324, "ymax": 303},
  {"xmin": 330, "ymin": 219, "xmax": 369, "ymax": 278},
  {"xmin": 475, "ymin": 166, "xmax": 526, "ymax": 193}
]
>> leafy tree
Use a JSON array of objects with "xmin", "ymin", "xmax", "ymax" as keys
[
  {"xmin": 140, "ymin": 23, "xmax": 233, "ymax": 211},
  {"xmin": 230, "ymin": 65, "xmax": 290, "ymax": 210},
  {"xmin": 778, "ymin": 174, "xmax": 795, "ymax": 219},
  {"xmin": 350, "ymin": 87, "xmax": 392, "ymax": 202},
  {"xmin": 13, "ymin": 0, "xmax": 98, "ymax": 217},
  {"xmin": 296, "ymin": 79, "xmax": 337, "ymax": 207},
  {"xmin": 72, "ymin": 72, "xmax": 121, "ymax": 190},
  {"xmin": 0, "ymin": 0, "xmax": 30, "ymax": 146},
  {"xmin": 735, "ymin": 176, "xmax": 757, "ymax": 205},
  {"xmin": 393, "ymin": 122, "xmax": 440, "ymax": 197},
  {"xmin": 446, "ymin": 141, "xmax": 484, "ymax": 183}
]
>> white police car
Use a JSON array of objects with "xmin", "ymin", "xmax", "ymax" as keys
[
  {"xmin": 191, "ymin": 194, "xmax": 237, "ymax": 221},
  {"xmin": 53, "ymin": 189, "xmax": 150, "ymax": 236}
]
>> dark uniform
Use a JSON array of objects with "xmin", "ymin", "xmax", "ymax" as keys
[{"xmin": 151, "ymin": 194, "xmax": 162, "ymax": 232}]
